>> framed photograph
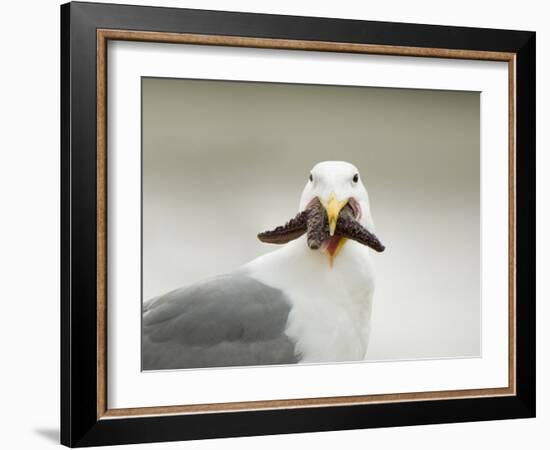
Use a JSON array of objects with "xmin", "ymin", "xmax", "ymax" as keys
[{"xmin": 60, "ymin": 2, "xmax": 536, "ymax": 447}]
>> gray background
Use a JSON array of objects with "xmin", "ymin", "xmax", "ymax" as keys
[{"xmin": 142, "ymin": 77, "xmax": 480, "ymax": 361}]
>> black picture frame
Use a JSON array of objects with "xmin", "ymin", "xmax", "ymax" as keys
[{"xmin": 61, "ymin": 1, "xmax": 536, "ymax": 447}]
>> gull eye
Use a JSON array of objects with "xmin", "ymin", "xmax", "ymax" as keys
[
  {"xmin": 353, "ymin": 173, "xmax": 359, "ymax": 183},
  {"xmin": 309, "ymin": 173, "xmax": 313, "ymax": 182}
]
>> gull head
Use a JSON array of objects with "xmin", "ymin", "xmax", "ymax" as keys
[
  {"xmin": 257, "ymin": 161, "xmax": 384, "ymax": 265},
  {"xmin": 299, "ymin": 161, "xmax": 379, "ymax": 262}
]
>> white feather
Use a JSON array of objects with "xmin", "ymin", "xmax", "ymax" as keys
[{"xmin": 242, "ymin": 238, "xmax": 375, "ymax": 362}]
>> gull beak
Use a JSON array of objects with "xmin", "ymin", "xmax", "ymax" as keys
[{"xmin": 321, "ymin": 192, "xmax": 348, "ymax": 236}]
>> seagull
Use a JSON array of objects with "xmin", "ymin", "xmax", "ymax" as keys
[{"xmin": 143, "ymin": 161, "xmax": 385, "ymax": 370}]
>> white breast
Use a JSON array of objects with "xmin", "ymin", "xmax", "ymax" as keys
[{"xmin": 243, "ymin": 238, "xmax": 375, "ymax": 363}]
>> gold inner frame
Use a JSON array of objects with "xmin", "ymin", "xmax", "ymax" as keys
[{"xmin": 96, "ymin": 29, "xmax": 517, "ymax": 420}]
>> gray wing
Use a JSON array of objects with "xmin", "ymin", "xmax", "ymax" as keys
[{"xmin": 142, "ymin": 274, "xmax": 299, "ymax": 370}]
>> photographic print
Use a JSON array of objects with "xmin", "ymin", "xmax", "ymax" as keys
[
  {"xmin": 62, "ymin": 4, "xmax": 535, "ymax": 445},
  {"xmin": 141, "ymin": 78, "xmax": 480, "ymax": 371}
]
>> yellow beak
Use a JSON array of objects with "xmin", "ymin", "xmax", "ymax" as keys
[{"xmin": 321, "ymin": 192, "xmax": 348, "ymax": 236}]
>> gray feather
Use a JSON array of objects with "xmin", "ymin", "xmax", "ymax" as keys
[{"xmin": 142, "ymin": 274, "xmax": 299, "ymax": 370}]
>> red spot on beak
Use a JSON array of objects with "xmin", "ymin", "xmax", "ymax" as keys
[{"xmin": 324, "ymin": 236, "xmax": 343, "ymax": 256}]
